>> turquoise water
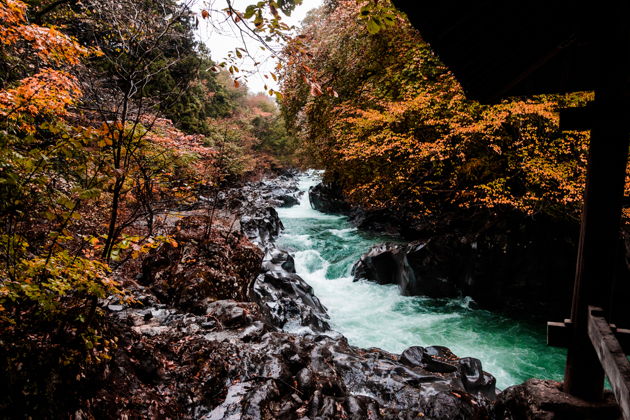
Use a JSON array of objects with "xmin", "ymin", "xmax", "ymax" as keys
[{"xmin": 276, "ymin": 171, "xmax": 566, "ymax": 390}]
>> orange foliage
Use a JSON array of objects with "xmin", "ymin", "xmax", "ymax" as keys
[
  {"xmin": 0, "ymin": 0, "xmax": 90, "ymax": 65},
  {"xmin": 0, "ymin": 69, "xmax": 81, "ymax": 129},
  {"xmin": 282, "ymin": 0, "xmax": 598, "ymax": 221}
]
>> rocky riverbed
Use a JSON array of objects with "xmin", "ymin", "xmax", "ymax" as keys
[
  {"xmin": 72, "ymin": 172, "xmax": 506, "ymax": 419},
  {"xmin": 73, "ymin": 171, "xmax": 621, "ymax": 419}
]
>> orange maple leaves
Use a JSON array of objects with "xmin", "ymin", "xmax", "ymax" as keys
[
  {"xmin": 0, "ymin": 0, "xmax": 97, "ymax": 131},
  {"xmin": 1, "ymin": 0, "xmax": 91, "ymax": 65},
  {"xmin": 0, "ymin": 69, "xmax": 81, "ymax": 127}
]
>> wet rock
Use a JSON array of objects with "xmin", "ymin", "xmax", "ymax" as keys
[
  {"xmin": 206, "ymin": 300, "xmax": 258, "ymax": 328},
  {"xmin": 230, "ymin": 175, "xmax": 301, "ymax": 211},
  {"xmin": 349, "ymin": 207, "xmax": 406, "ymax": 236},
  {"xmin": 262, "ymin": 247, "xmax": 296, "ymax": 273},
  {"xmin": 250, "ymin": 270, "xmax": 331, "ymax": 334},
  {"xmin": 400, "ymin": 346, "xmax": 458, "ymax": 374},
  {"xmin": 495, "ymin": 379, "xmax": 620, "ymax": 419},
  {"xmin": 269, "ymin": 190, "xmax": 301, "ymax": 208},
  {"xmin": 101, "ymin": 294, "xmax": 496, "ymax": 419},
  {"xmin": 240, "ymin": 207, "xmax": 284, "ymax": 248},
  {"xmin": 309, "ymin": 183, "xmax": 352, "ymax": 214},
  {"xmin": 352, "ymin": 241, "xmax": 459, "ymax": 298},
  {"xmin": 458, "ymin": 357, "xmax": 497, "ymax": 401}
]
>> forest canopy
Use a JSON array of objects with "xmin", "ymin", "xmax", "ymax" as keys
[{"xmin": 281, "ymin": 0, "xmax": 597, "ymax": 224}]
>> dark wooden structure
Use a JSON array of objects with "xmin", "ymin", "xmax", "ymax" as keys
[{"xmin": 392, "ymin": 0, "xmax": 630, "ymax": 417}]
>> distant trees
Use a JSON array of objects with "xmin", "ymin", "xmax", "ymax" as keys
[{"xmin": 281, "ymin": 0, "xmax": 593, "ymax": 223}]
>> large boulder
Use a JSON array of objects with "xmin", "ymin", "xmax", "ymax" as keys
[
  {"xmin": 240, "ymin": 207, "xmax": 284, "ymax": 248},
  {"xmin": 309, "ymin": 183, "xmax": 352, "ymax": 214},
  {"xmin": 252, "ymin": 247, "xmax": 331, "ymax": 334},
  {"xmin": 250, "ymin": 270, "xmax": 331, "ymax": 334},
  {"xmin": 352, "ymin": 241, "xmax": 459, "ymax": 298},
  {"xmin": 495, "ymin": 379, "xmax": 620, "ymax": 419}
]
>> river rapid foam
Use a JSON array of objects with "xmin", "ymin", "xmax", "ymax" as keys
[{"xmin": 276, "ymin": 171, "xmax": 566, "ymax": 390}]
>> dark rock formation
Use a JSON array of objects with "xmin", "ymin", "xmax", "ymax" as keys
[
  {"xmin": 352, "ymin": 241, "xmax": 459, "ymax": 298},
  {"xmin": 349, "ymin": 207, "xmax": 407, "ymax": 235},
  {"xmin": 309, "ymin": 182, "xmax": 352, "ymax": 214},
  {"xmin": 227, "ymin": 174, "xmax": 302, "ymax": 211},
  {"xmin": 240, "ymin": 206, "xmax": 284, "ymax": 247},
  {"xmin": 250, "ymin": 269, "xmax": 331, "ymax": 334},
  {"xmin": 253, "ymin": 247, "xmax": 331, "ymax": 333},
  {"xmin": 262, "ymin": 247, "xmax": 296, "ymax": 273},
  {"xmin": 93, "ymin": 297, "xmax": 495, "ymax": 419},
  {"xmin": 495, "ymin": 379, "xmax": 620, "ymax": 419},
  {"xmin": 351, "ymin": 214, "xmax": 585, "ymax": 321}
]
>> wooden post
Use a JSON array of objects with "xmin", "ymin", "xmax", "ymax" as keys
[{"xmin": 563, "ymin": 1, "xmax": 630, "ymax": 398}]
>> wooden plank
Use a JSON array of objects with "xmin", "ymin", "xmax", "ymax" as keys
[
  {"xmin": 548, "ymin": 319, "xmax": 630, "ymax": 353},
  {"xmin": 588, "ymin": 306, "xmax": 630, "ymax": 420}
]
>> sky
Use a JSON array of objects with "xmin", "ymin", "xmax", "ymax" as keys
[{"xmin": 193, "ymin": 0, "xmax": 323, "ymax": 94}]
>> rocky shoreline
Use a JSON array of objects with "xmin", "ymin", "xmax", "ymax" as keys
[
  {"xmin": 73, "ymin": 173, "xmax": 505, "ymax": 419},
  {"xmin": 309, "ymin": 181, "xmax": 611, "ymax": 323},
  {"xmin": 67, "ymin": 172, "xmax": 622, "ymax": 419}
]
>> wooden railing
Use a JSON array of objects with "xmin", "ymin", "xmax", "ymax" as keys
[{"xmin": 548, "ymin": 307, "xmax": 630, "ymax": 420}]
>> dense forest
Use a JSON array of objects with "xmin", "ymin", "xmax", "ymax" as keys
[
  {"xmin": 1, "ymin": 0, "xmax": 628, "ymax": 418},
  {"xmin": 282, "ymin": 0, "xmax": 595, "ymax": 222},
  {"xmin": 0, "ymin": 0, "xmax": 296, "ymax": 415}
]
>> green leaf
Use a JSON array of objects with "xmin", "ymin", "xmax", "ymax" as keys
[
  {"xmin": 367, "ymin": 19, "xmax": 380, "ymax": 34},
  {"xmin": 244, "ymin": 5, "xmax": 257, "ymax": 19}
]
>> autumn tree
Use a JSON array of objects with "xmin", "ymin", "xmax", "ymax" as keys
[
  {"xmin": 281, "ymin": 0, "xmax": 592, "ymax": 224},
  {"xmin": 64, "ymin": 0, "xmax": 203, "ymax": 260},
  {"xmin": 0, "ymin": 0, "xmax": 130, "ymax": 414}
]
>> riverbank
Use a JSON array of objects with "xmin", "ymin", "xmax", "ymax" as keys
[
  {"xmin": 16, "ymin": 172, "xmax": 500, "ymax": 419},
  {"xmin": 4, "ymin": 171, "xmax": 621, "ymax": 419}
]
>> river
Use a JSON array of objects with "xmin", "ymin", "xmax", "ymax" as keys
[{"xmin": 275, "ymin": 171, "xmax": 566, "ymax": 390}]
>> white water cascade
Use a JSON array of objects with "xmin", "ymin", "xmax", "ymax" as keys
[{"xmin": 275, "ymin": 171, "xmax": 565, "ymax": 390}]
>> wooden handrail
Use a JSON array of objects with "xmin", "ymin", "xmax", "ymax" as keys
[{"xmin": 588, "ymin": 306, "xmax": 630, "ymax": 420}]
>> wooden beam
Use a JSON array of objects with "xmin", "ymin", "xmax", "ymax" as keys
[
  {"xmin": 548, "ymin": 319, "xmax": 630, "ymax": 353},
  {"xmin": 547, "ymin": 319, "xmax": 572, "ymax": 347},
  {"xmin": 588, "ymin": 306, "xmax": 630, "ymax": 420},
  {"xmin": 559, "ymin": 104, "xmax": 594, "ymax": 131},
  {"xmin": 563, "ymin": 0, "xmax": 630, "ymax": 399}
]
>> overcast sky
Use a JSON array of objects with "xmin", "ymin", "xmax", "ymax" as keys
[{"xmin": 193, "ymin": 0, "xmax": 323, "ymax": 94}]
